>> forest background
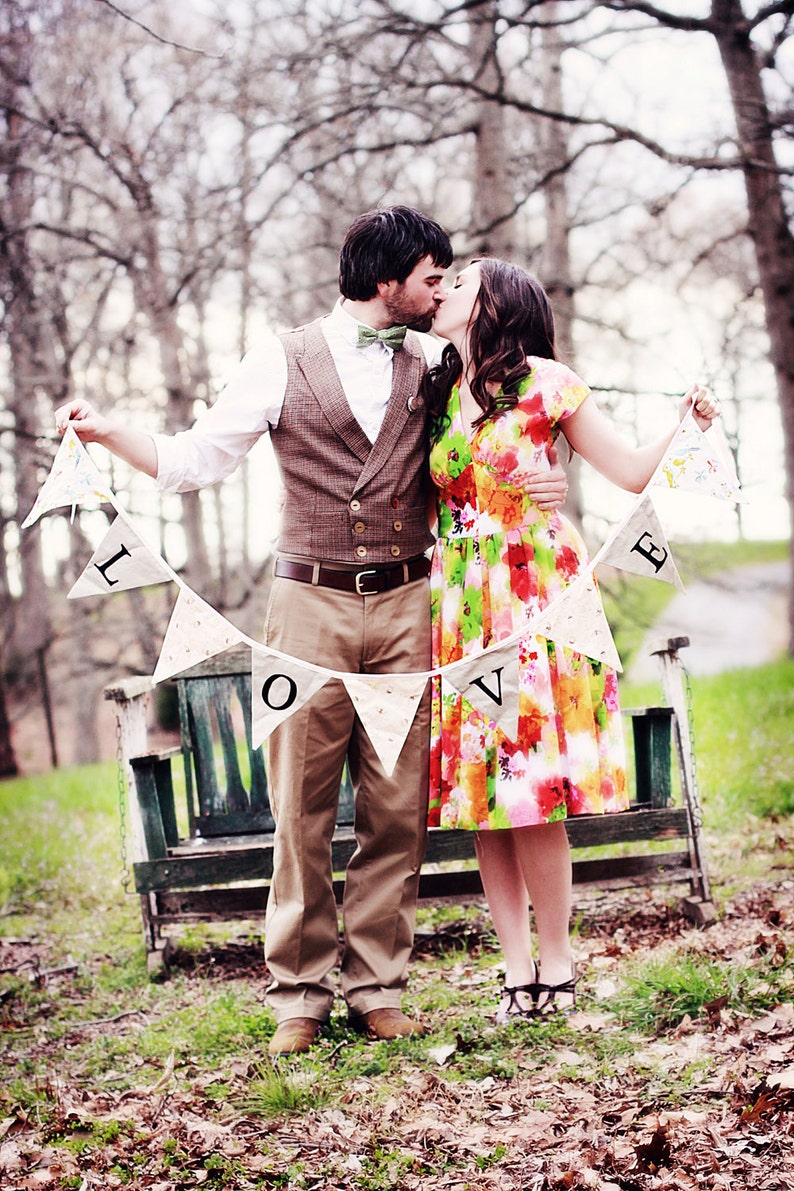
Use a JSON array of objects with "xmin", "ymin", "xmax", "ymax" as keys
[{"xmin": 1, "ymin": 0, "xmax": 793, "ymax": 775}]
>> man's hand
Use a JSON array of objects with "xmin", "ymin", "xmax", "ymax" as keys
[
  {"xmin": 54, "ymin": 398, "xmax": 158, "ymax": 477},
  {"xmin": 526, "ymin": 444, "xmax": 568, "ymax": 511},
  {"xmin": 54, "ymin": 398, "xmax": 112, "ymax": 443}
]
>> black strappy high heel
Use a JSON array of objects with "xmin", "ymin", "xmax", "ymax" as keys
[
  {"xmin": 495, "ymin": 960, "xmax": 540, "ymax": 1023},
  {"xmin": 535, "ymin": 961, "xmax": 578, "ymax": 1017}
]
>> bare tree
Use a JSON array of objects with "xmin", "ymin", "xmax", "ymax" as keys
[{"xmin": 598, "ymin": 0, "xmax": 794, "ymax": 646}]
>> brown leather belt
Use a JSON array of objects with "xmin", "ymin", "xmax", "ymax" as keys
[{"xmin": 274, "ymin": 556, "xmax": 430, "ymax": 596}]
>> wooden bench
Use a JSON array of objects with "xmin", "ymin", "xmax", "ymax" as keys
[{"xmin": 105, "ymin": 636, "xmax": 714, "ymax": 975}]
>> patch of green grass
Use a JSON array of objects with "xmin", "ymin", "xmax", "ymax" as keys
[
  {"xmin": 236, "ymin": 1059, "xmax": 334, "ymax": 1116},
  {"xmin": 620, "ymin": 656, "xmax": 794, "ymax": 829},
  {"xmin": 610, "ymin": 947, "xmax": 792, "ymax": 1033}
]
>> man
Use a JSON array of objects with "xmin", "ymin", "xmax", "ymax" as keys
[{"xmin": 55, "ymin": 206, "xmax": 567, "ymax": 1055}]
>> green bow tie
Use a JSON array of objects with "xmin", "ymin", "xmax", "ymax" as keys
[{"xmin": 356, "ymin": 324, "xmax": 407, "ymax": 351}]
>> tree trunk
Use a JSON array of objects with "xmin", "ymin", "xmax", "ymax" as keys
[
  {"xmin": 130, "ymin": 222, "xmax": 211, "ymax": 589},
  {"xmin": 711, "ymin": 0, "xmax": 794, "ymax": 652},
  {"xmin": 468, "ymin": 1, "xmax": 515, "ymax": 258},
  {"xmin": 0, "ymin": 648, "xmax": 19, "ymax": 777},
  {"xmin": 538, "ymin": 4, "xmax": 584, "ymax": 531},
  {"xmin": 1, "ymin": 11, "xmax": 53, "ymax": 662}
]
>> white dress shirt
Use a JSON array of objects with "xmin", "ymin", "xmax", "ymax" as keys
[{"xmin": 153, "ymin": 301, "xmax": 442, "ymax": 494}]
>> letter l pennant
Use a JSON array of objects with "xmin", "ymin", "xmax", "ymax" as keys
[{"xmin": 68, "ymin": 514, "xmax": 172, "ymax": 597}]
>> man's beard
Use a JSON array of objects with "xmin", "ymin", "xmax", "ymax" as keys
[{"xmin": 383, "ymin": 293, "xmax": 436, "ymax": 332}]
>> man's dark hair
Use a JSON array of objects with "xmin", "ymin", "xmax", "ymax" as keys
[{"xmin": 339, "ymin": 206, "xmax": 453, "ymax": 300}]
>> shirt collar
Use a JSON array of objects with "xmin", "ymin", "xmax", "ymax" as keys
[{"xmin": 327, "ymin": 299, "xmax": 388, "ymax": 351}]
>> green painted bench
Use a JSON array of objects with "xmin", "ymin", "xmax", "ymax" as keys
[{"xmin": 105, "ymin": 636, "xmax": 713, "ymax": 975}]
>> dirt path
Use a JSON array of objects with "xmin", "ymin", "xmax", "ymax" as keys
[{"xmin": 628, "ymin": 560, "xmax": 789, "ymax": 683}]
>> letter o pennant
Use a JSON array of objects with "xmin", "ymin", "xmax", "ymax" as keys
[{"xmin": 251, "ymin": 649, "xmax": 331, "ymax": 747}]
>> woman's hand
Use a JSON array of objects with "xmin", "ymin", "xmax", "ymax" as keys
[
  {"xmin": 54, "ymin": 398, "xmax": 113, "ymax": 443},
  {"xmin": 680, "ymin": 383, "xmax": 720, "ymax": 433}
]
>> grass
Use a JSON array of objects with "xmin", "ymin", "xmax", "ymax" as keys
[
  {"xmin": 2, "ymin": 567, "xmax": 793, "ymax": 1184},
  {"xmin": 235, "ymin": 1059, "xmax": 335, "ymax": 1116}
]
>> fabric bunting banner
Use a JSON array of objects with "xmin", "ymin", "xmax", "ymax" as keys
[
  {"xmin": 22, "ymin": 425, "xmax": 114, "ymax": 529},
  {"xmin": 68, "ymin": 514, "xmax": 173, "ymax": 598},
  {"xmin": 443, "ymin": 638, "xmax": 522, "ymax": 742},
  {"xmin": 599, "ymin": 496, "xmax": 683, "ymax": 590},
  {"xmin": 654, "ymin": 416, "xmax": 742, "ymax": 502},
  {"xmin": 343, "ymin": 674, "xmax": 429, "ymax": 776},
  {"xmin": 152, "ymin": 588, "xmax": 246, "ymax": 684},
  {"xmin": 251, "ymin": 648, "xmax": 331, "ymax": 749},
  {"xmin": 532, "ymin": 574, "xmax": 623, "ymax": 672},
  {"xmin": 26, "ymin": 406, "xmax": 741, "ymax": 770}
]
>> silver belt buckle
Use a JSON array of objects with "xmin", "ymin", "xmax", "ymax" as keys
[{"xmin": 354, "ymin": 568, "xmax": 378, "ymax": 596}]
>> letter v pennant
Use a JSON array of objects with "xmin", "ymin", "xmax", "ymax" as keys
[{"xmin": 443, "ymin": 639, "xmax": 521, "ymax": 741}]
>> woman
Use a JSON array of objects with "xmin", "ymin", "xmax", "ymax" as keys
[{"xmin": 425, "ymin": 259, "xmax": 719, "ymax": 1021}]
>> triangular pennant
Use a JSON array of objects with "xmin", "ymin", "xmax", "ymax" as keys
[
  {"xmin": 443, "ymin": 639, "xmax": 521, "ymax": 741},
  {"xmin": 68, "ymin": 515, "xmax": 173, "ymax": 598},
  {"xmin": 600, "ymin": 496, "xmax": 683, "ymax": 590},
  {"xmin": 343, "ymin": 674, "xmax": 428, "ymax": 777},
  {"xmin": 152, "ymin": 588, "xmax": 245, "ymax": 683},
  {"xmin": 22, "ymin": 426, "xmax": 114, "ymax": 528},
  {"xmin": 533, "ymin": 577, "xmax": 622, "ymax": 671},
  {"xmin": 654, "ymin": 418, "xmax": 742, "ymax": 501},
  {"xmin": 250, "ymin": 647, "xmax": 331, "ymax": 748}
]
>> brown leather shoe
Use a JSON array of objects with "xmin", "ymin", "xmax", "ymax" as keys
[
  {"xmin": 267, "ymin": 1016, "xmax": 322, "ymax": 1057},
  {"xmin": 348, "ymin": 1007, "xmax": 426, "ymax": 1041}
]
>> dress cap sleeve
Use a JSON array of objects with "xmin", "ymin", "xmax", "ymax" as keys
[{"xmin": 526, "ymin": 357, "xmax": 589, "ymax": 424}]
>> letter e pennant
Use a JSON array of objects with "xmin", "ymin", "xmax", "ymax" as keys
[
  {"xmin": 343, "ymin": 674, "xmax": 428, "ymax": 776},
  {"xmin": 600, "ymin": 496, "xmax": 683, "ymax": 589},
  {"xmin": 68, "ymin": 515, "xmax": 173, "ymax": 597},
  {"xmin": 443, "ymin": 639, "xmax": 521, "ymax": 741},
  {"xmin": 251, "ymin": 647, "xmax": 330, "ymax": 748},
  {"xmin": 152, "ymin": 588, "xmax": 245, "ymax": 683}
]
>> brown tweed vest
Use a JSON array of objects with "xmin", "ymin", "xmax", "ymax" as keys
[{"xmin": 272, "ymin": 318, "xmax": 434, "ymax": 564}]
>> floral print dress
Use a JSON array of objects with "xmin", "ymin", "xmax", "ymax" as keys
[{"xmin": 428, "ymin": 357, "xmax": 628, "ymax": 831}]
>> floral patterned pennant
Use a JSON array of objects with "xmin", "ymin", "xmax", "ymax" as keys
[
  {"xmin": 655, "ymin": 417, "xmax": 742, "ymax": 502},
  {"xmin": 21, "ymin": 425, "xmax": 114, "ymax": 528}
]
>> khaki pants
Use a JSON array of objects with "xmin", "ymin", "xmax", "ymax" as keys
[{"xmin": 263, "ymin": 575, "xmax": 431, "ymax": 1022}]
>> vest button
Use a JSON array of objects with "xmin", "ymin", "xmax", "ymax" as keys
[
  {"xmin": 350, "ymin": 499, "xmax": 361, "ymax": 511},
  {"xmin": 356, "ymin": 545, "xmax": 367, "ymax": 558},
  {"xmin": 393, "ymin": 521, "xmax": 402, "ymax": 531},
  {"xmin": 390, "ymin": 545, "xmax": 401, "ymax": 557},
  {"xmin": 354, "ymin": 521, "xmax": 365, "ymax": 533},
  {"xmin": 391, "ymin": 497, "xmax": 399, "ymax": 509}
]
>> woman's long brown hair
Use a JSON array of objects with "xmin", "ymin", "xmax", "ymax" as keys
[{"xmin": 424, "ymin": 258, "xmax": 557, "ymax": 441}]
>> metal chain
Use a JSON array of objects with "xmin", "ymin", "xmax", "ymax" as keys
[
  {"xmin": 681, "ymin": 658, "xmax": 704, "ymax": 832},
  {"xmin": 115, "ymin": 713, "xmax": 132, "ymax": 893}
]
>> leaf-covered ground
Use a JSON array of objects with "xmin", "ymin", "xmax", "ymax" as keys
[{"xmin": 2, "ymin": 878, "xmax": 794, "ymax": 1190}]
